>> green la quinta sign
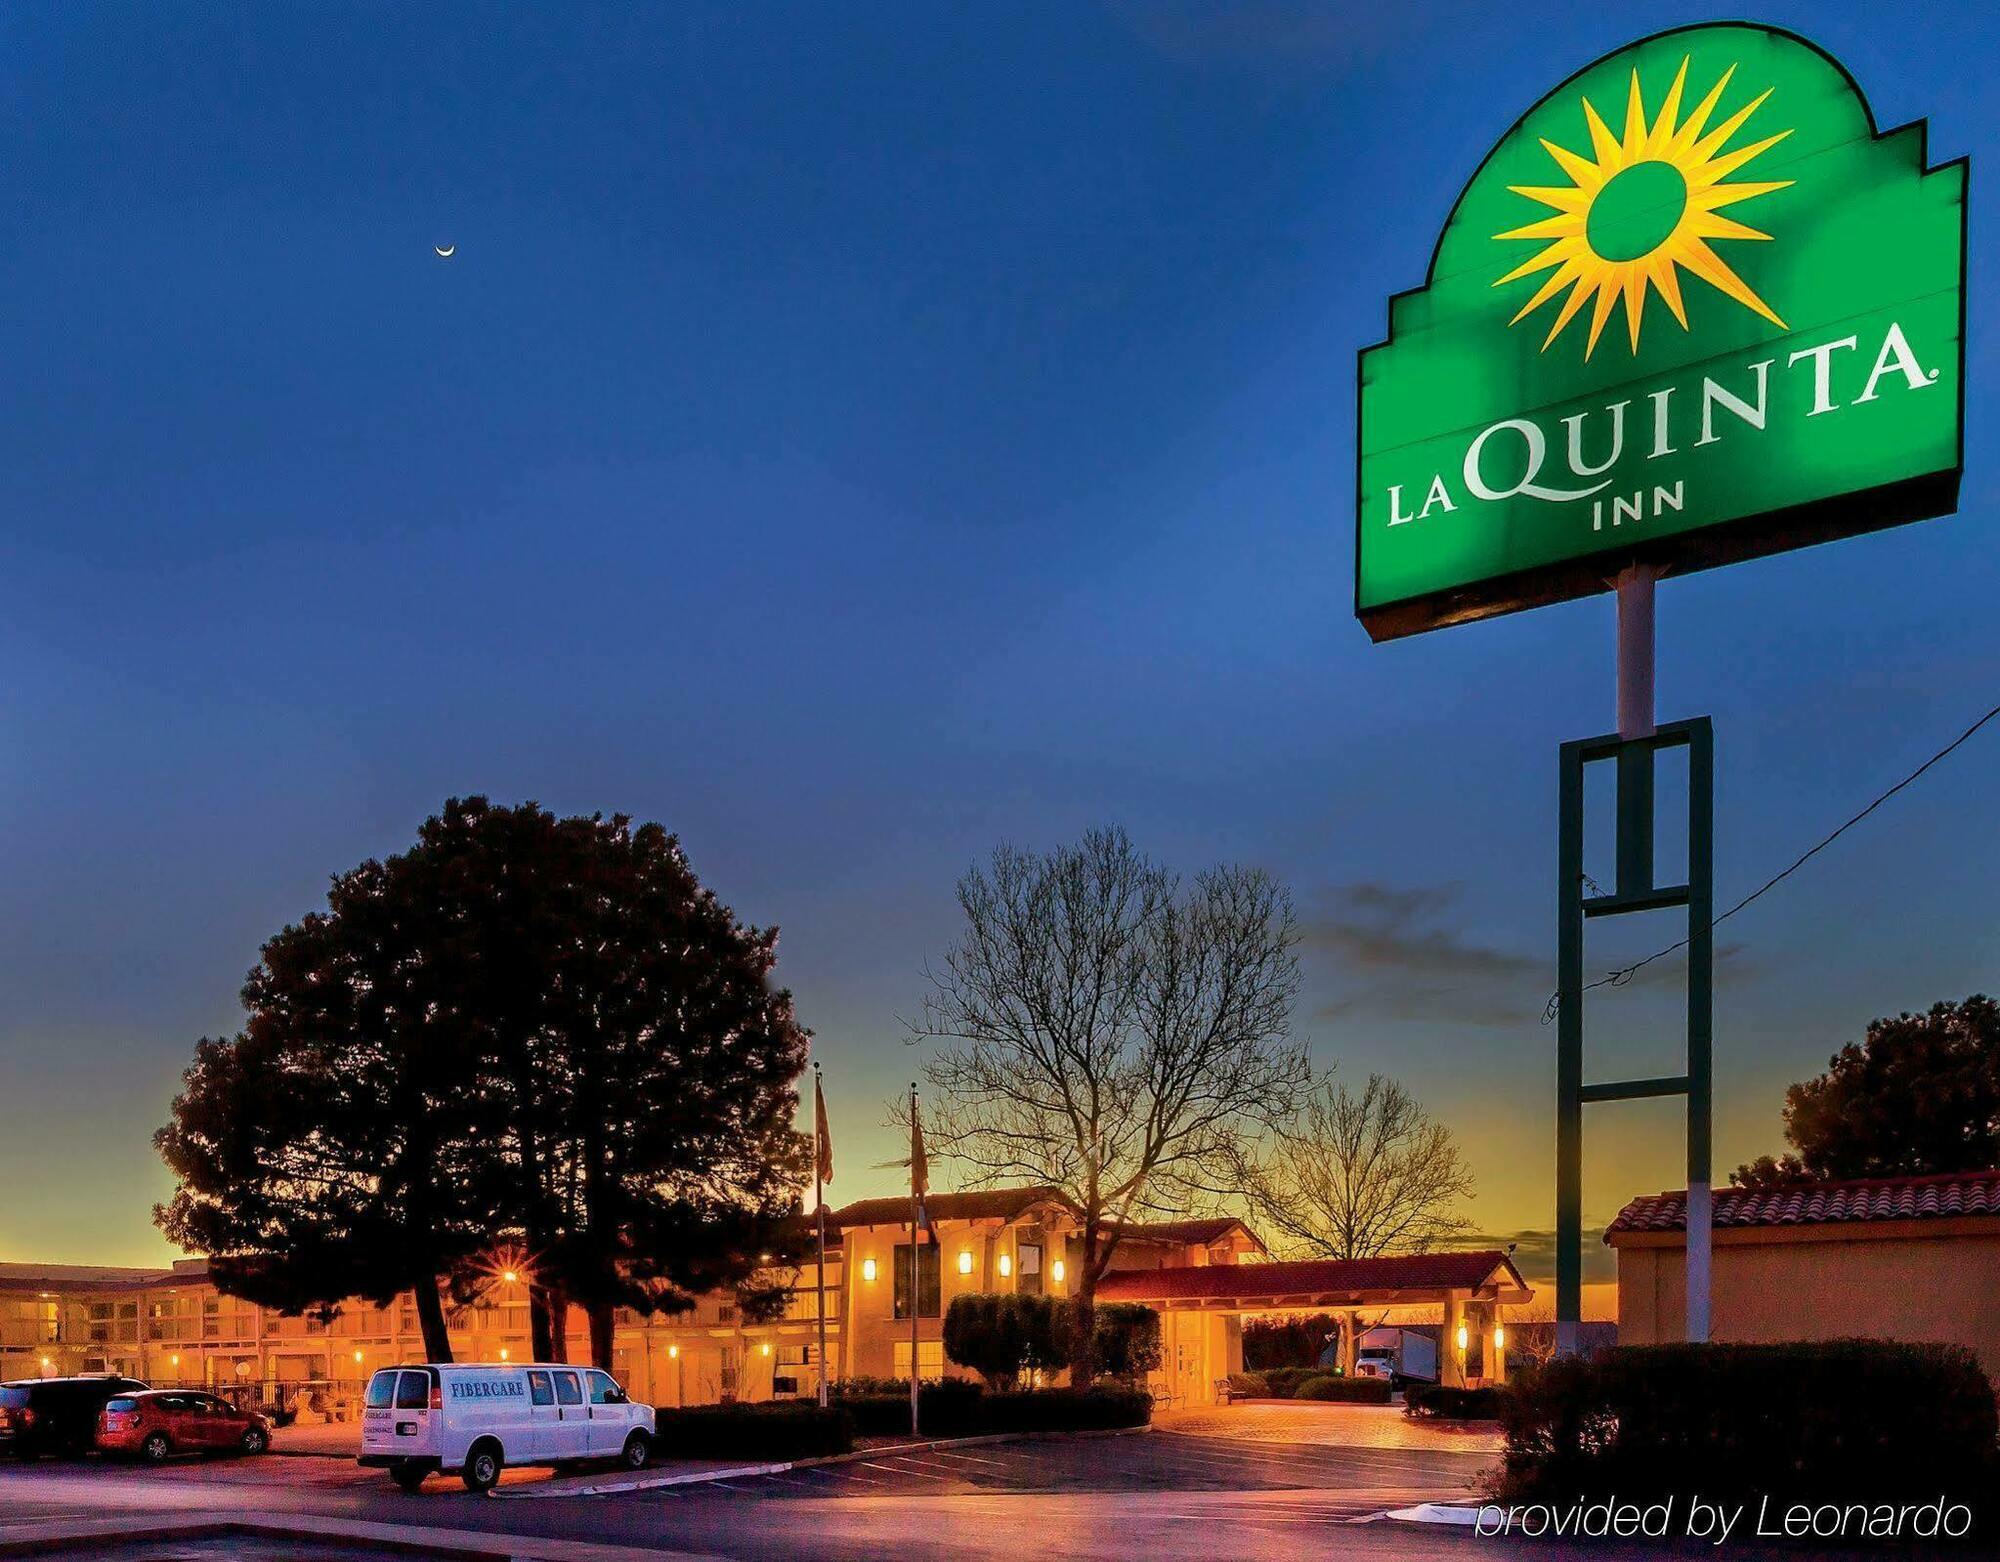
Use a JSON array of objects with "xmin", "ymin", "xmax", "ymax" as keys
[{"xmin": 1356, "ymin": 23, "xmax": 1965, "ymax": 641}]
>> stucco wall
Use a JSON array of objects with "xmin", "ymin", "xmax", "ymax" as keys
[{"xmin": 1617, "ymin": 1228, "xmax": 2000, "ymax": 1378}]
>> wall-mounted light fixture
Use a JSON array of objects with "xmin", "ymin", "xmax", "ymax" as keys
[
  {"xmin": 761, "ymin": 1342, "xmax": 771, "ymax": 1356},
  {"xmin": 997, "ymin": 1254, "xmax": 1012, "ymax": 1278},
  {"xmin": 1050, "ymin": 1259, "xmax": 1065, "ymax": 1284},
  {"xmin": 498, "ymin": 1348, "xmax": 510, "ymax": 1361},
  {"xmin": 862, "ymin": 1257, "xmax": 878, "ymax": 1283},
  {"xmin": 1455, "ymin": 1325, "xmax": 1469, "ymax": 1352},
  {"xmin": 958, "ymin": 1250, "xmax": 973, "ymax": 1276},
  {"xmin": 668, "ymin": 1345, "xmax": 679, "ymax": 1359},
  {"xmin": 353, "ymin": 1349, "xmax": 364, "ymax": 1364},
  {"xmin": 503, "ymin": 1270, "xmax": 519, "ymax": 1284},
  {"xmin": 1493, "ymin": 1325, "xmax": 1506, "ymax": 1350}
]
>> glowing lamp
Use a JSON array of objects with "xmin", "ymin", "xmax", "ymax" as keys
[
  {"xmin": 353, "ymin": 1350, "xmax": 364, "ymax": 1364},
  {"xmin": 1455, "ymin": 1325, "xmax": 1469, "ymax": 1352},
  {"xmin": 997, "ymin": 1254, "xmax": 1012, "ymax": 1278},
  {"xmin": 39, "ymin": 1357, "xmax": 52, "ymax": 1371},
  {"xmin": 957, "ymin": 1250, "xmax": 973, "ymax": 1276},
  {"xmin": 1050, "ymin": 1260, "xmax": 1065, "ymax": 1284},
  {"xmin": 503, "ymin": 1271, "xmax": 519, "ymax": 1285},
  {"xmin": 761, "ymin": 1342, "xmax": 771, "ymax": 1356},
  {"xmin": 498, "ymin": 1348, "xmax": 510, "ymax": 1361},
  {"xmin": 1493, "ymin": 1325, "xmax": 1506, "ymax": 1350},
  {"xmin": 169, "ymin": 1354, "xmax": 180, "ymax": 1368},
  {"xmin": 862, "ymin": 1257, "xmax": 878, "ymax": 1283},
  {"xmin": 668, "ymin": 1345, "xmax": 679, "ymax": 1359}
]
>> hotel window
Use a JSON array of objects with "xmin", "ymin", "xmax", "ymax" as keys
[
  {"xmin": 892, "ymin": 1244, "xmax": 941, "ymax": 1320},
  {"xmin": 1016, "ymin": 1242, "xmax": 1043, "ymax": 1296},
  {"xmin": 892, "ymin": 1340, "xmax": 946, "ymax": 1381}
]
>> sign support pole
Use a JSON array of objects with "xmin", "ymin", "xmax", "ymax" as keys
[{"xmin": 1555, "ymin": 569, "xmax": 1712, "ymax": 1356}]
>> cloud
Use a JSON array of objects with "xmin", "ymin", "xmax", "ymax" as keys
[
  {"xmin": 1456, "ymin": 1227, "xmax": 1618, "ymax": 1287},
  {"xmin": 1302, "ymin": 880, "xmax": 1766, "ymax": 1029},
  {"xmin": 1301, "ymin": 881, "xmax": 1544, "ymax": 1028}
]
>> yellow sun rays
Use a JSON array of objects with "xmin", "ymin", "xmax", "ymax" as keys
[{"xmin": 1493, "ymin": 57, "xmax": 1794, "ymax": 358}]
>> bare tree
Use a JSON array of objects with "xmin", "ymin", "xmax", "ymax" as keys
[
  {"xmin": 1227, "ymin": 1071, "xmax": 1474, "ymax": 1371},
  {"xmin": 910, "ymin": 827, "xmax": 1309, "ymax": 1385}
]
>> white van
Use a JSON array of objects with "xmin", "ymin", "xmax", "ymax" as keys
[{"xmin": 357, "ymin": 1363, "xmax": 656, "ymax": 1492}]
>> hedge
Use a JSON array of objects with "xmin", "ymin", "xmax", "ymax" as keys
[
  {"xmin": 1226, "ymin": 1366, "xmax": 1387, "ymax": 1402},
  {"xmin": 650, "ymin": 1402, "xmax": 855, "ymax": 1461},
  {"xmin": 1497, "ymin": 1341, "xmax": 2000, "ymax": 1514},
  {"xmin": 1294, "ymin": 1373, "xmax": 1393, "ymax": 1404},
  {"xmin": 832, "ymin": 1381, "xmax": 1151, "ymax": 1437},
  {"xmin": 836, "ymin": 1378, "xmax": 985, "ymax": 1437},
  {"xmin": 1404, "ymin": 1383, "xmax": 1502, "ymax": 1420}
]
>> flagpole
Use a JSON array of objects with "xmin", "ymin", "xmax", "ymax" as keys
[
  {"xmin": 909, "ymin": 1082, "xmax": 921, "ymax": 1439},
  {"xmin": 814, "ymin": 1064, "xmax": 830, "ymax": 1409}
]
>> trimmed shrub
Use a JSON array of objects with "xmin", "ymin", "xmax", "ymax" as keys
[
  {"xmin": 1252, "ymin": 1365, "xmax": 1336, "ymax": 1399},
  {"xmin": 650, "ymin": 1402, "xmax": 855, "ymax": 1460},
  {"xmin": 941, "ymin": 1293, "xmax": 1074, "ymax": 1388},
  {"xmin": 1497, "ymin": 1341, "xmax": 2000, "ymax": 1515},
  {"xmin": 1404, "ymin": 1383, "xmax": 1502, "ymax": 1420},
  {"xmin": 1295, "ymin": 1373, "xmax": 1393, "ymax": 1404},
  {"xmin": 1223, "ymin": 1371, "xmax": 1270, "ymax": 1400},
  {"xmin": 1092, "ymin": 1303, "xmax": 1163, "ymax": 1384}
]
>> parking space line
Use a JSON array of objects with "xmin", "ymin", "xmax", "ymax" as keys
[
  {"xmin": 878, "ymin": 1456, "xmax": 965, "ymax": 1474},
  {"xmin": 921, "ymin": 1449, "xmax": 1006, "ymax": 1466},
  {"xmin": 858, "ymin": 1460, "xmax": 937, "ymax": 1477}
]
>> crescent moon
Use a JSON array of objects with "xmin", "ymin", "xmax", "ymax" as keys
[{"xmin": 435, "ymin": 244, "xmax": 456, "ymax": 259}]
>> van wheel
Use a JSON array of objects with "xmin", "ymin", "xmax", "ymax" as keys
[
  {"xmin": 621, "ymin": 1431, "xmax": 652, "ymax": 1471},
  {"xmin": 391, "ymin": 1461, "xmax": 430, "ymax": 1493},
  {"xmin": 461, "ymin": 1441, "xmax": 503, "ymax": 1493},
  {"xmin": 140, "ymin": 1432, "xmax": 173, "ymax": 1464}
]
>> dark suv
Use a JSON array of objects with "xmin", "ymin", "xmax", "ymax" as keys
[{"xmin": 1, "ymin": 1376, "xmax": 149, "ymax": 1458}]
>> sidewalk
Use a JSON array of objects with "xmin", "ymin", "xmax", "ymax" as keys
[{"xmin": 0, "ymin": 1513, "xmax": 726, "ymax": 1561}]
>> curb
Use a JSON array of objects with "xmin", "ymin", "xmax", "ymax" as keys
[{"xmin": 492, "ymin": 1422, "xmax": 1151, "ymax": 1500}]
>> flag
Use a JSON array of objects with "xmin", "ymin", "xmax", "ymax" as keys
[
  {"xmin": 909, "ymin": 1094, "xmax": 928, "ymax": 1198},
  {"xmin": 813, "ymin": 1072, "xmax": 833, "ymax": 1188}
]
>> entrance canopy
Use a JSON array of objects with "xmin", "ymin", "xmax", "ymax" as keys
[{"xmin": 1097, "ymin": 1250, "xmax": 1531, "ymax": 1311}]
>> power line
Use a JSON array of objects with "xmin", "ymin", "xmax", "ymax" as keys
[{"xmin": 1542, "ymin": 696, "xmax": 2000, "ymax": 1025}]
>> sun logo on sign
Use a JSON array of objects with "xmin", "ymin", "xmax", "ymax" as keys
[{"xmin": 1494, "ymin": 58, "xmax": 1793, "ymax": 358}]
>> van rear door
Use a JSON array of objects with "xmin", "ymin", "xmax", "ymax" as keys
[{"xmin": 392, "ymin": 1370, "xmax": 436, "ymax": 1448}]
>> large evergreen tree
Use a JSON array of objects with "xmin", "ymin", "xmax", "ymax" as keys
[
  {"xmin": 157, "ymin": 797, "xmax": 812, "ymax": 1367},
  {"xmin": 1733, "ymin": 995, "xmax": 2000, "ymax": 1188}
]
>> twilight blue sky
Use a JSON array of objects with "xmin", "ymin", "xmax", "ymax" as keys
[{"xmin": 1, "ymin": 2, "xmax": 1994, "ymax": 1282}]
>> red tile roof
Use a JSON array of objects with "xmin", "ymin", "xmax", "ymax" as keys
[
  {"xmin": 1097, "ymin": 1250, "xmax": 1524, "ymax": 1304},
  {"xmin": 1606, "ymin": 1168, "xmax": 2000, "ymax": 1239},
  {"xmin": 828, "ymin": 1186, "xmax": 1074, "ymax": 1229},
  {"xmin": 1106, "ymin": 1217, "xmax": 1261, "ymax": 1250}
]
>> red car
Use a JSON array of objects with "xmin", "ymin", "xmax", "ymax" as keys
[{"xmin": 97, "ymin": 1390, "xmax": 272, "ymax": 1462}]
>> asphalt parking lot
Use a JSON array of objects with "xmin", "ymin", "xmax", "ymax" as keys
[{"xmin": 642, "ymin": 1430, "xmax": 1493, "ymax": 1504}]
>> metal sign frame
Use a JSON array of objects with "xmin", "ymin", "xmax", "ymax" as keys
[{"xmin": 1556, "ymin": 716, "xmax": 1713, "ymax": 1349}]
